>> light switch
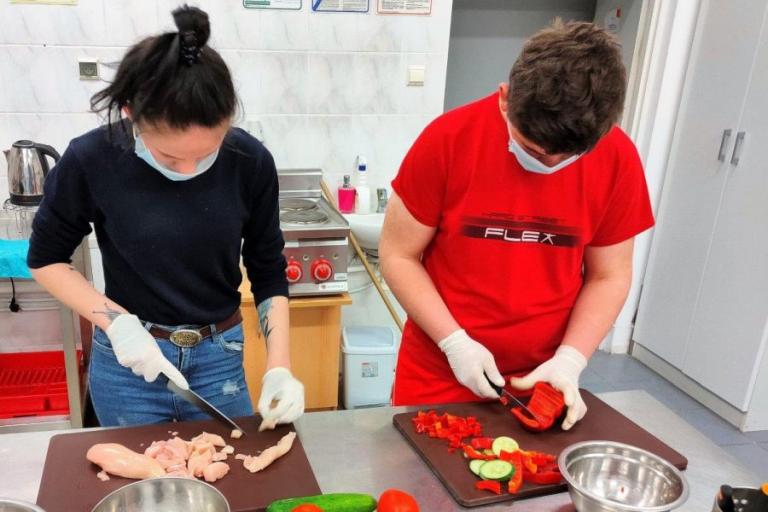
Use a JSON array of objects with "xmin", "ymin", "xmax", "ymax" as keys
[{"xmin": 407, "ymin": 65, "xmax": 426, "ymax": 86}]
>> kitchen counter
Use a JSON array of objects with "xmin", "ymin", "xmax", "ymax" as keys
[{"xmin": 0, "ymin": 391, "xmax": 761, "ymax": 510}]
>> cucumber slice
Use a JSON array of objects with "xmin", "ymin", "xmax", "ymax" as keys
[
  {"xmin": 469, "ymin": 459, "xmax": 486, "ymax": 476},
  {"xmin": 479, "ymin": 460, "xmax": 514, "ymax": 481},
  {"xmin": 483, "ymin": 449, "xmax": 495, "ymax": 456},
  {"xmin": 491, "ymin": 436, "xmax": 519, "ymax": 457}
]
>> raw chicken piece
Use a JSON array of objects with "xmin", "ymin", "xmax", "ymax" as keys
[
  {"xmin": 87, "ymin": 443, "xmax": 165, "ymax": 480},
  {"xmin": 191, "ymin": 432, "xmax": 226, "ymax": 448},
  {"xmin": 203, "ymin": 462, "xmax": 230, "ymax": 483},
  {"xmin": 187, "ymin": 449, "xmax": 213, "ymax": 478},
  {"xmin": 212, "ymin": 452, "xmax": 228, "ymax": 462},
  {"xmin": 236, "ymin": 432, "xmax": 296, "ymax": 473},
  {"xmin": 96, "ymin": 471, "xmax": 110, "ymax": 481},
  {"xmin": 221, "ymin": 445, "xmax": 235, "ymax": 455},
  {"xmin": 144, "ymin": 439, "xmax": 188, "ymax": 470},
  {"xmin": 258, "ymin": 419, "xmax": 277, "ymax": 432},
  {"xmin": 230, "ymin": 429, "xmax": 243, "ymax": 439}
]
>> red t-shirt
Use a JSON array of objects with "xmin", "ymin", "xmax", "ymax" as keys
[{"xmin": 391, "ymin": 93, "xmax": 654, "ymax": 406}]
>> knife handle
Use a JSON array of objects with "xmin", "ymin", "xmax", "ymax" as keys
[{"xmin": 484, "ymin": 373, "xmax": 503, "ymax": 397}]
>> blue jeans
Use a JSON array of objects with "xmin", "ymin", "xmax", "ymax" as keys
[{"xmin": 89, "ymin": 321, "xmax": 253, "ymax": 427}]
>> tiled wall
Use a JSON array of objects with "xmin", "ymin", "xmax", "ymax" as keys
[{"xmin": 0, "ymin": 0, "xmax": 453, "ymax": 202}]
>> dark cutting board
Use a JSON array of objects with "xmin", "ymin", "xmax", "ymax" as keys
[
  {"xmin": 37, "ymin": 416, "xmax": 321, "ymax": 512},
  {"xmin": 393, "ymin": 390, "xmax": 687, "ymax": 508}
]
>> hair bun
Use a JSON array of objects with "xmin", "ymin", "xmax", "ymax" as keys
[{"xmin": 172, "ymin": 4, "xmax": 211, "ymax": 48}]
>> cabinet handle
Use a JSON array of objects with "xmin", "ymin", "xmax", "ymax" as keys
[
  {"xmin": 717, "ymin": 129, "xmax": 732, "ymax": 162},
  {"xmin": 730, "ymin": 131, "xmax": 746, "ymax": 165}
]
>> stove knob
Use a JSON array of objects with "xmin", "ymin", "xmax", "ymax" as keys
[
  {"xmin": 311, "ymin": 259, "xmax": 333, "ymax": 282},
  {"xmin": 286, "ymin": 261, "xmax": 303, "ymax": 283}
]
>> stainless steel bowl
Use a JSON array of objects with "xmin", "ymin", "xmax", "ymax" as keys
[
  {"xmin": 91, "ymin": 478, "xmax": 230, "ymax": 512},
  {"xmin": 0, "ymin": 499, "xmax": 46, "ymax": 512},
  {"xmin": 558, "ymin": 441, "xmax": 689, "ymax": 512}
]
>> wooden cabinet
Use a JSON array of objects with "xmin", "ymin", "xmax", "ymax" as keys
[
  {"xmin": 634, "ymin": 0, "xmax": 768, "ymax": 426},
  {"xmin": 238, "ymin": 275, "xmax": 351, "ymax": 411}
]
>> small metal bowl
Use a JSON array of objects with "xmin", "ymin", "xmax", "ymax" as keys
[
  {"xmin": 0, "ymin": 499, "xmax": 46, "ymax": 512},
  {"xmin": 558, "ymin": 441, "xmax": 689, "ymax": 512},
  {"xmin": 91, "ymin": 478, "xmax": 230, "ymax": 512}
]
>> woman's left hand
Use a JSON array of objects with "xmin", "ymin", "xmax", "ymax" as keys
[
  {"xmin": 257, "ymin": 367, "xmax": 305, "ymax": 429},
  {"xmin": 509, "ymin": 345, "xmax": 588, "ymax": 430}
]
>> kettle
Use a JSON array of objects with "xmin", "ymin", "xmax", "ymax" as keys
[{"xmin": 4, "ymin": 140, "xmax": 61, "ymax": 207}]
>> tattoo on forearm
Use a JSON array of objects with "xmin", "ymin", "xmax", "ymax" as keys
[
  {"xmin": 92, "ymin": 302, "xmax": 122, "ymax": 320},
  {"xmin": 257, "ymin": 297, "xmax": 274, "ymax": 341}
]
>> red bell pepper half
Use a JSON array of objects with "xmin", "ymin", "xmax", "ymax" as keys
[{"xmin": 510, "ymin": 382, "xmax": 565, "ymax": 432}]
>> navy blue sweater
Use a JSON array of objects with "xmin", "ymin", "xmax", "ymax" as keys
[{"xmin": 28, "ymin": 125, "xmax": 288, "ymax": 325}]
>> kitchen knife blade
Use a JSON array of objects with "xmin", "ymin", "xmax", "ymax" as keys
[
  {"xmin": 167, "ymin": 380, "xmax": 246, "ymax": 435},
  {"xmin": 484, "ymin": 373, "xmax": 545, "ymax": 424}
]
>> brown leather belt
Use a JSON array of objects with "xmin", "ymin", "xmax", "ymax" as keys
[{"xmin": 148, "ymin": 310, "xmax": 242, "ymax": 348}]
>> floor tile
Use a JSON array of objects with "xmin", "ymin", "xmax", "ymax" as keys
[
  {"xmin": 589, "ymin": 353, "xmax": 661, "ymax": 383},
  {"xmin": 683, "ymin": 407, "xmax": 754, "ymax": 446},
  {"xmin": 646, "ymin": 379, "xmax": 705, "ymax": 413},
  {"xmin": 723, "ymin": 443, "xmax": 768, "ymax": 478},
  {"xmin": 745, "ymin": 430, "xmax": 768, "ymax": 443}
]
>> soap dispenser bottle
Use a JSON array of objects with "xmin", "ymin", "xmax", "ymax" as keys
[
  {"xmin": 338, "ymin": 174, "xmax": 356, "ymax": 214},
  {"xmin": 355, "ymin": 156, "xmax": 371, "ymax": 214}
]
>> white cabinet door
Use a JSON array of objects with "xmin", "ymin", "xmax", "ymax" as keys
[
  {"xmin": 633, "ymin": 0, "xmax": 765, "ymax": 368},
  {"xmin": 683, "ymin": 8, "xmax": 768, "ymax": 410}
]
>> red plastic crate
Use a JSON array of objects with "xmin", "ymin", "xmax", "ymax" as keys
[{"xmin": 0, "ymin": 350, "xmax": 83, "ymax": 419}]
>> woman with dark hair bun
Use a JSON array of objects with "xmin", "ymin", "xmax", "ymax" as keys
[{"xmin": 27, "ymin": 5, "xmax": 304, "ymax": 428}]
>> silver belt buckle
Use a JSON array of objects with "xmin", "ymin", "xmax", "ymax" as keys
[{"xmin": 169, "ymin": 328, "xmax": 203, "ymax": 347}]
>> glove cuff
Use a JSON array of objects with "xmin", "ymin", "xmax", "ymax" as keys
[
  {"xmin": 437, "ymin": 329, "xmax": 467, "ymax": 353},
  {"xmin": 105, "ymin": 313, "xmax": 141, "ymax": 338},
  {"xmin": 555, "ymin": 345, "xmax": 588, "ymax": 372},
  {"xmin": 263, "ymin": 366, "xmax": 292, "ymax": 383}
]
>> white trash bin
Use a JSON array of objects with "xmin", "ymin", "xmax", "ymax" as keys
[{"xmin": 342, "ymin": 326, "xmax": 398, "ymax": 408}]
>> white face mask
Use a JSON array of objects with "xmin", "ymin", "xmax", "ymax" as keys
[
  {"xmin": 133, "ymin": 127, "xmax": 220, "ymax": 181},
  {"xmin": 508, "ymin": 137, "xmax": 582, "ymax": 175}
]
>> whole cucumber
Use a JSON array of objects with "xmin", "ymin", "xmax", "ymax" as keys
[{"xmin": 266, "ymin": 493, "xmax": 377, "ymax": 512}]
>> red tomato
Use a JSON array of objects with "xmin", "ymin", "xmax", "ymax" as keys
[
  {"xmin": 378, "ymin": 489, "xmax": 420, "ymax": 512},
  {"xmin": 291, "ymin": 505, "xmax": 323, "ymax": 512}
]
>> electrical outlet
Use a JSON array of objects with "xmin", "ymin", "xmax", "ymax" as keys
[{"xmin": 78, "ymin": 58, "xmax": 99, "ymax": 80}]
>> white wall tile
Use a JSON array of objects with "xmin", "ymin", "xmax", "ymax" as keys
[
  {"xmin": 0, "ymin": 46, "xmax": 125, "ymax": 113},
  {"xmin": 103, "ymin": 1, "xmax": 162, "ymax": 47},
  {"xmin": 307, "ymin": 11, "xmax": 360, "ymax": 52},
  {"xmin": 307, "ymin": 53, "xmax": 359, "ymax": 114},
  {"xmin": 261, "ymin": 8, "xmax": 309, "ymax": 51},
  {"xmin": 258, "ymin": 52, "xmax": 309, "ymax": 114},
  {"xmin": 356, "ymin": 53, "xmax": 401, "ymax": 114},
  {"xmin": 0, "ymin": 0, "xmax": 105, "ymax": 45}
]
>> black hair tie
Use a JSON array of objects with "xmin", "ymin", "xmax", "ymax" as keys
[{"xmin": 179, "ymin": 30, "xmax": 202, "ymax": 66}]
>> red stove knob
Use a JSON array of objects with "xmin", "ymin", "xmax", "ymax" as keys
[
  {"xmin": 311, "ymin": 259, "xmax": 333, "ymax": 282},
  {"xmin": 286, "ymin": 261, "xmax": 303, "ymax": 283}
]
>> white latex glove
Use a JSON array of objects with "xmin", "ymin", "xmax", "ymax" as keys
[
  {"xmin": 258, "ymin": 367, "xmax": 305, "ymax": 430},
  {"xmin": 509, "ymin": 345, "xmax": 588, "ymax": 430},
  {"xmin": 438, "ymin": 329, "xmax": 505, "ymax": 400},
  {"xmin": 105, "ymin": 314, "xmax": 189, "ymax": 390}
]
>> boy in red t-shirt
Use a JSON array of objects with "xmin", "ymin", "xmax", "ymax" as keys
[{"xmin": 380, "ymin": 21, "xmax": 654, "ymax": 430}]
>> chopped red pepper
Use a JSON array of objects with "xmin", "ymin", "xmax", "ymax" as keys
[
  {"xmin": 523, "ymin": 463, "xmax": 562, "ymax": 485},
  {"xmin": 525, "ymin": 451, "xmax": 556, "ymax": 466},
  {"xmin": 521, "ymin": 452, "xmax": 538, "ymax": 474},
  {"xmin": 507, "ymin": 450, "xmax": 524, "ymax": 494},
  {"xmin": 463, "ymin": 444, "xmax": 496, "ymax": 460},
  {"xmin": 412, "ymin": 411, "xmax": 484, "ymax": 452},
  {"xmin": 511, "ymin": 382, "xmax": 565, "ymax": 432},
  {"xmin": 470, "ymin": 437, "xmax": 494, "ymax": 450},
  {"xmin": 475, "ymin": 480, "xmax": 502, "ymax": 495}
]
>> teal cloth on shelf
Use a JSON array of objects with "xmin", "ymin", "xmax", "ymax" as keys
[{"xmin": 0, "ymin": 239, "xmax": 32, "ymax": 279}]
